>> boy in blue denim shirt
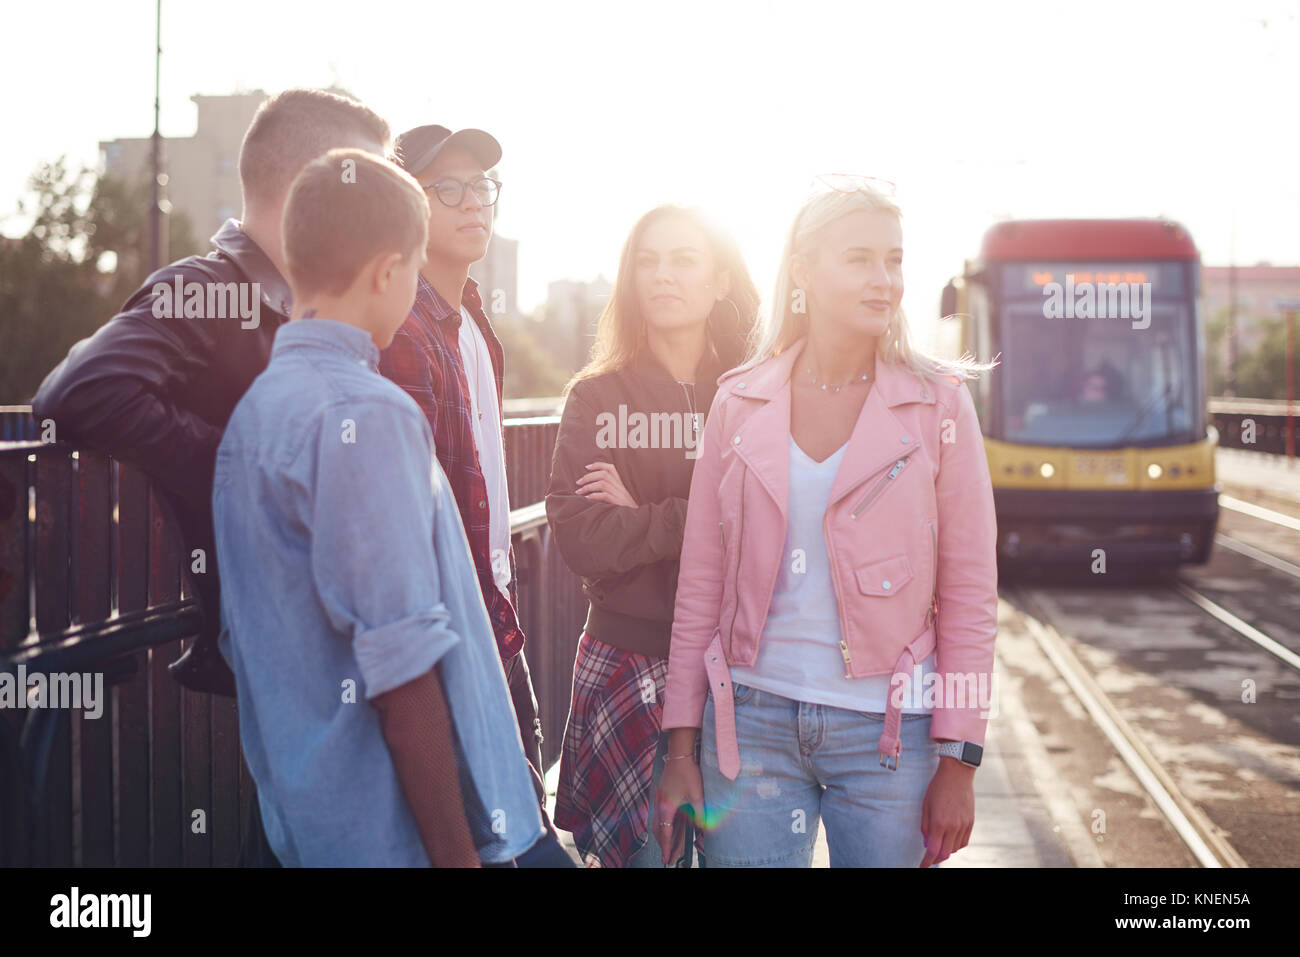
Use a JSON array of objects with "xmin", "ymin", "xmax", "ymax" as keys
[{"xmin": 213, "ymin": 149, "xmax": 564, "ymax": 866}]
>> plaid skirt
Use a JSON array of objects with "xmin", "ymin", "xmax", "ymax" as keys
[{"xmin": 554, "ymin": 632, "xmax": 667, "ymax": 868}]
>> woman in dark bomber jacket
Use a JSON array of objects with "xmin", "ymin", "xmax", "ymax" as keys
[{"xmin": 546, "ymin": 205, "xmax": 758, "ymax": 867}]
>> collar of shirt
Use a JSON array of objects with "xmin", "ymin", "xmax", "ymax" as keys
[
  {"xmin": 273, "ymin": 317, "xmax": 381, "ymax": 371},
  {"xmin": 211, "ymin": 218, "xmax": 294, "ymax": 317},
  {"xmin": 412, "ymin": 271, "xmax": 487, "ymax": 329}
]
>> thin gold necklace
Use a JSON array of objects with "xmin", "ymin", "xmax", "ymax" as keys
[{"xmin": 806, "ymin": 363, "xmax": 873, "ymax": 394}]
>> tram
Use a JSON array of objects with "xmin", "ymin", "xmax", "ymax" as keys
[{"xmin": 940, "ymin": 219, "xmax": 1219, "ymax": 566}]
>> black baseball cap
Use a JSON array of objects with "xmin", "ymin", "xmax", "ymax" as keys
[{"xmin": 394, "ymin": 125, "xmax": 502, "ymax": 176}]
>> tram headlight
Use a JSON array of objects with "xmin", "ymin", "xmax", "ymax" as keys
[
  {"xmin": 1040, "ymin": 462, "xmax": 1055, "ymax": 478},
  {"xmin": 1147, "ymin": 463, "xmax": 1163, "ymax": 479}
]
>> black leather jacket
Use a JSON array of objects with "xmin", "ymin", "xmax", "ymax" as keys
[{"xmin": 32, "ymin": 219, "xmax": 293, "ymax": 630}]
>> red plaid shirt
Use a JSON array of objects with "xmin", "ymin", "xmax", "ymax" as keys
[{"xmin": 378, "ymin": 273, "xmax": 525, "ymax": 662}]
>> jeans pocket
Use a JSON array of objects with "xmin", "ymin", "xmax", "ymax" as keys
[{"xmin": 731, "ymin": 681, "xmax": 757, "ymax": 707}]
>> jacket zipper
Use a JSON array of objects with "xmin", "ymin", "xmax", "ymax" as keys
[
  {"xmin": 681, "ymin": 381, "xmax": 700, "ymax": 450},
  {"xmin": 837, "ymin": 446, "xmax": 922, "ymax": 677},
  {"xmin": 832, "ymin": 510, "xmax": 854, "ymax": 677},
  {"xmin": 726, "ymin": 467, "xmax": 745, "ymax": 656},
  {"xmin": 849, "ymin": 445, "xmax": 919, "ymax": 519},
  {"xmin": 927, "ymin": 519, "xmax": 938, "ymax": 627},
  {"xmin": 838, "ymin": 639, "xmax": 854, "ymax": 678}
]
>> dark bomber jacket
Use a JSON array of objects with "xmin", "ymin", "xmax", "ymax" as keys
[
  {"xmin": 546, "ymin": 342, "xmax": 735, "ymax": 659},
  {"xmin": 31, "ymin": 219, "xmax": 292, "ymax": 637}
]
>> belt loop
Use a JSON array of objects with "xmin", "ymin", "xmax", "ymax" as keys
[{"xmin": 877, "ymin": 648, "xmax": 914, "ymax": 771}]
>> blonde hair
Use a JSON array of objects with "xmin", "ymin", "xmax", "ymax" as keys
[
  {"xmin": 746, "ymin": 186, "xmax": 998, "ymax": 383},
  {"xmin": 282, "ymin": 149, "xmax": 429, "ymax": 300}
]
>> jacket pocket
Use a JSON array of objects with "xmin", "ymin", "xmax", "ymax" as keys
[{"xmin": 854, "ymin": 555, "xmax": 913, "ymax": 597}]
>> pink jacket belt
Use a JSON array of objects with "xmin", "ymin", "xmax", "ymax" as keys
[{"xmin": 704, "ymin": 623, "xmax": 938, "ymax": 780}]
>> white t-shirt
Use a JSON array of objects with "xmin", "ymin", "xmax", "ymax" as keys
[
  {"xmin": 458, "ymin": 307, "xmax": 513, "ymax": 596},
  {"xmin": 729, "ymin": 436, "xmax": 936, "ymax": 713}
]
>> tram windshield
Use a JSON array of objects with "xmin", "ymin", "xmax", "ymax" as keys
[{"xmin": 995, "ymin": 262, "xmax": 1197, "ymax": 448}]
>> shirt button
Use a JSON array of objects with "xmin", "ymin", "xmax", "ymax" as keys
[
  {"xmin": 733, "ymin": 436, "xmax": 742, "ymax": 445},
  {"xmin": 882, "ymin": 580, "xmax": 892, "ymax": 589}
]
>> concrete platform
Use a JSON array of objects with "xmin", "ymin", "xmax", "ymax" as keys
[{"xmin": 1216, "ymin": 447, "xmax": 1300, "ymax": 514}]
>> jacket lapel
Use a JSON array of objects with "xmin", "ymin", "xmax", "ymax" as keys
[
  {"xmin": 726, "ymin": 341, "xmax": 940, "ymax": 518},
  {"xmin": 727, "ymin": 346, "xmax": 799, "ymax": 521},
  {"xmin": 827, "ymin": 350, "xmax": 937, "ymax": 509}
]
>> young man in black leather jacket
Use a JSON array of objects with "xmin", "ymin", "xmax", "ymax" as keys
[
  {"xmin": 32, "ymin": 87, "xmax": 393, "ymax": 866},
  {"xmin": 33, "ymin": 88, "xmax": 391, "ymax": 698}
]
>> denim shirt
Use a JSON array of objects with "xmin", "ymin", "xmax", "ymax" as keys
[{"xmin": 212, "ymin": 318, "xmax": 544, "ymax": 866}]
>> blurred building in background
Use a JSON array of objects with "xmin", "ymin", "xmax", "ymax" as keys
[
  {"xmin": 101, "ymin": 91, "xmax": 267, "ymax": 243},
  {"xmin": 102, "ymin": 90, "xmax": 522, "ymax": 317},
  {"xmin": 1204, "ymin": 264, "xmax": 1300, "ymax": 350},
  {"xmin": 546, "ymin": 276, "xmax": 612, "ymax": 372},
  {"xmin": 471, "ymin": 232, "xmax": 519, "ymax": 320}
]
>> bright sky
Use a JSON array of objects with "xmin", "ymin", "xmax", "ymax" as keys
[{"xmin": 3, "ymin": 0, "xmax": 1298, "ymax": 347}]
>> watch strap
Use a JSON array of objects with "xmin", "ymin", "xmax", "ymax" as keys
[{"xmin": 937, "ymin": 740, "xmax": 982, "ymax": 767}]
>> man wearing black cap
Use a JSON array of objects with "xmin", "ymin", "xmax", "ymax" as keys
[{"xmin": 380, "ymin": 125, "xmax": 555, "ymax": 830}]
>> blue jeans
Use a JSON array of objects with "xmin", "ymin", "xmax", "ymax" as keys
[
  {"xmin": 626, "ymin": 733, "xmax": 696, "ymax": 868},
  {"xmin": 513, "ymin": 829, "xmax": 578, "ymax": 867},
  {"xmin": 482, "ymin": 829, "xmax": 578, "ymax": 867},
  {"xmin": 698, "ymin": 682, "xmax": 940, "ymax": 867}
]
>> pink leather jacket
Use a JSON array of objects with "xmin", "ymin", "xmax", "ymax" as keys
[{"xmin": 662, "ymin": 339, "xmax": 999, "ymax": 778}]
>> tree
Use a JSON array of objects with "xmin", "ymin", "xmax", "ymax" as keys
[
  {"xmin": 1205, "ymin": 306, "xmax": 1229, "ymax": 396},
  {"xmin": 1235, "ymin": 315, "xmax": 1290, "ymax": 400},
  {"xmin": 495, "ymin": 316, "xmax": 572, "ymax": 399},
  {"xmin": 1206, "ymin": 305, "xmax": 1293, "ymax": 400},
  {"xmin": 0, "ymin": 157, "xmax": 198, "ymax": 403}
]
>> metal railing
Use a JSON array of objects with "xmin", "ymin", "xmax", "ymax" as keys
[
  {"xmin": 1206, "ymin": 398, "xmax": 1297, "ymax": 456},
  {"xmin": 0, "ymin": 412, "xmax": 585, "ymax": 866}
]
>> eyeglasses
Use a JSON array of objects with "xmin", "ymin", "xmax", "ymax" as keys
[
  {"xmin": 422, "ymin": 175, "xmax": 502, "ymax": 208},
  {"xmin": 811, "ymin": 173, "xmax": 897, "ymax": 197}
]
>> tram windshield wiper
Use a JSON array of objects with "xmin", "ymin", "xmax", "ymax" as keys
[{"xmin": 1115, "ymin": 381, "xmax": 1176, "ymax": 443}]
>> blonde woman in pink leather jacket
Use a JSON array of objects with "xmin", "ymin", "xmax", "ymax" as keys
[{"xmin": 653, "ymin": 178, "xmax": 1000, "ymax": 867}]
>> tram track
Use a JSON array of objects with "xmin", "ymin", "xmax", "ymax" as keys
[
  {"xmin": 1178, "ymin": 489, "xmax": 1300, "ymax": 670},
  {"xmin": 1212, "ymin": 533, "xmax": 1300, "ymax": 580},
  {"xmin": 1000, "ymin": 487, "xmax": 1300, "ymax": 867},
  {"xmin": 1171, "ymin": 582, "xmax": 1300, "ymax": 674},
  {"xmin": 1005, "ymin": 585, "xmax": 1249, "ymax": 868}
]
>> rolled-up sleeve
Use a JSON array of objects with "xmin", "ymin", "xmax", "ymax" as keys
[{"xmin": 308, "ymin": 395, "xmax": 461, "ymax": 700}]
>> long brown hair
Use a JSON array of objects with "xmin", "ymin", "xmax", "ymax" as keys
[{"xmin": 566, "ymin": 205, "xmax": 760, "ymax": 393}]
